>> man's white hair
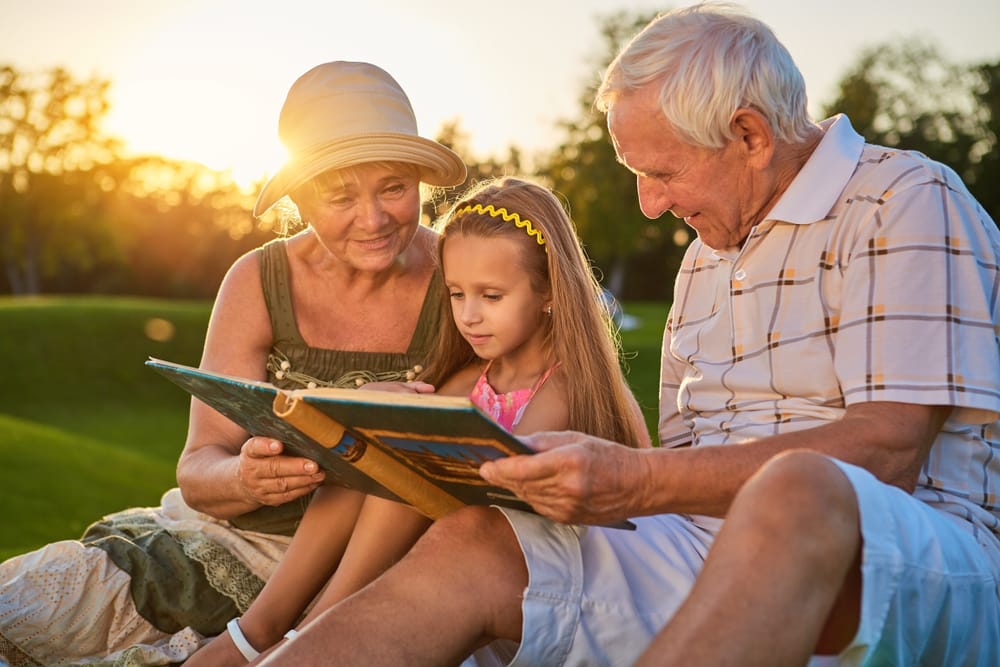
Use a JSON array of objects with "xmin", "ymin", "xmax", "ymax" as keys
[{"xmin": 596, "ymin": 2, "xmax": 814, "ymax": 149}]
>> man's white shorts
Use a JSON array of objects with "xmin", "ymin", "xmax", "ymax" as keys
[
  {"xmin": 830, "ymin": 459, "xmax": 999, "ymax": 666},
  {"xmin": 493, "ymin": 458, "xmax": 999, "ymax": 666}
]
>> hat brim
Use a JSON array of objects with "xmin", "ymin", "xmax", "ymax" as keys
[{"xmin": 253, "ymin": 133, "xmax": 467, "ymax": 216}]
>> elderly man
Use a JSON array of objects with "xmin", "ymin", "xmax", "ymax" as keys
[{"xmin": 260, "ymin": 4, "xmax": 1000, "ymax": 666}]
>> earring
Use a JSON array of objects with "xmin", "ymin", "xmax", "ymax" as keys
[{"xmin": 546, "ymin": 306, "xmax": 552, "ymax": 317}]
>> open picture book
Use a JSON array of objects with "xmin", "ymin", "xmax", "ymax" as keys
[{"xmin": 147, "ymin": 357, "xmax": 634, "ymax": 529}]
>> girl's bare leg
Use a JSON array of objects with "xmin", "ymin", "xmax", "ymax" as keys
[
  {"xmin": 249, "ymin": 495, "xmax": 433, "ymax": 661},
  {"xmin": 257, "ymin": 506, "xmax": 528, "ymax": 666},
  {"xmin": 302, "ymin": 495, "xmax": 432, "ymax": 623},
  {"xmin": 185, "ymin": 485, "xmax": 365, "ymax": 667}
]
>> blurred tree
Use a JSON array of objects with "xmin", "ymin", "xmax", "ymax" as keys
[
  {"xmin": 821, "ymin": 41, "xmax": 998, "ymax": 222},
  {"xmin": 539, "ymin": 11, "xmax": 690, "ymax": 301},
  {"xmin": 536, "ymin": 26, "xmax": 999, "ymax": 303},
  {"xmin": 91, "ymin": 155, "xmax": 272, "ymax": 298},
  {"xmin": 7, "ymin": 34, "xmax": 995, "ymax": 300},
  {"xmin": 970, "ymin": 60, "xmax": 1000, "ymax": 219},
  {"xmin": 0, "ymin": 64, "xmax": 273, "ymax": 298},
  {"xmin": 426, "ymin": 119, "xmax": 524, "ymax": 223},
  {"xmin": 0, "ymin": 65, "xmax": 121, "ymax": 294}
]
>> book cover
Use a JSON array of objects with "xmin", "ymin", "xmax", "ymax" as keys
[{"xmin": 146, "ymin": 357, "xmax": 537, "ymax": 516}]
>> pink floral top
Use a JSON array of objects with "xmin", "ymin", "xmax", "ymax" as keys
[{"xmin": 469, "ymin": 360, "xmax": 559, "ymax": 431}]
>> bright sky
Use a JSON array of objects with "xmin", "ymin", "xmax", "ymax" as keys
[{"xmin": 2, "ymin": 0, "xmax": 998, "ymax": 188}]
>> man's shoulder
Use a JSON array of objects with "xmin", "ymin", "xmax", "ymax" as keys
[
  {"xmin": 854, "ymin": 143, "xmax": 964, "ymax": 194},
  {"xmin": 844, "ymin": 143, "xmax": 996, "ymax": 241}
]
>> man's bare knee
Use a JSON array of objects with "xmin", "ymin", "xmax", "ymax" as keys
[
  {"xmin": 739, "ymin": 450, "xmax": 857, "ymax": 526},
  {"xmin": 726, "ymin": 451, "xmax": 863, "ymax": 653},
  {"xmin": 413, "ymin": 506, "xmax": 520, "ymax": 561},
  {"xmin": 406, "ymin": 506, "xmax": 527, "ymax": 641},
  {"xmin": 405, "ymin": 506, "xmax": 526, "ymax": 598}
]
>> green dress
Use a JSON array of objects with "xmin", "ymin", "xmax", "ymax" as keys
[{"xmin": 0, "ymin": 239, "xmax": 444, "ymax": 667}]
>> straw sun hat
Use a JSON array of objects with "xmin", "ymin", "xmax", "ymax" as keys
[{"xmin": 253, "ymin": 61, "xmax": 467, "ymax": 217}]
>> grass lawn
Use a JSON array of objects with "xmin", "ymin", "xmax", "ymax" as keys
[
  {"xmin": 0, "ymin": 296, "xmax": 669, "ymax": 561},
  {"xmin": 0, "ymin": 296, "xmax": 210, "ymax": 560},
  {"xmin": 617, "ymin": 302, "xmax": 669, "ymax": 437}
]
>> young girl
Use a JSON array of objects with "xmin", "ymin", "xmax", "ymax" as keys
[
  {"xmin": 424, "ymin": 176, "xmax": 649, "ymax": 445},
  {"xmin": 187, "ymin": 176, "xmax": 650, "ymax": 665}
]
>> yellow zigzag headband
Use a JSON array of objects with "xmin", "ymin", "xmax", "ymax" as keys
[{"xmin": 453, "ymin": 203, "xmax": 547, "ymax": 249}]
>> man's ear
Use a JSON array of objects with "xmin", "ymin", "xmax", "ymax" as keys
[{"xmin": 730, "ymin": 108, "xmax": 774, "ymax": 169}]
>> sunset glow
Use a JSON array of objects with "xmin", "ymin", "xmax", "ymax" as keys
[
  {"xmin": 3, "ymin": 0, "xmax": 998, "ymax": 191},
  {"xmin": 104, "ymin": 90, "xmax": 288, "ymax": 191}
]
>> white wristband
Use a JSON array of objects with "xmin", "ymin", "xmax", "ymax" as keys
[{"xmin": 226, "ymin": 617, "xmax": 261, "ymax": 661}]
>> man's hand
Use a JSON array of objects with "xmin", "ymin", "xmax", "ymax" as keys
[
  {"xmin": 479, "ymin": 431, "xmax": 648, "ymax": 525},
  {"xmin": 236, "ymin": 437, "xmax": 326, "ymax": 506}
]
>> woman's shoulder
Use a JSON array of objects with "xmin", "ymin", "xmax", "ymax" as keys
[
  {"xmin": 201, "ymin": 245, "xmax": 273, "ymax": 356},
  {"xmin": 224, "ymin": 234, "xmax": 308, "ymax": 281},
  {"xmin": 217, "ymin": 245, "xmax": 266, "ymax": 297},
  {"xmin": 277, "ymin": 230, "xmax": 323, "ymax": 263}
]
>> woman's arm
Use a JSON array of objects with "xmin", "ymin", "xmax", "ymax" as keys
[{"xmin": 176, "ymin": 251, "xmax": 325, "ymax": 518}]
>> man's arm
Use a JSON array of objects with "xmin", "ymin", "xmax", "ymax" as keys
[{"xmin": 480, "ymin": 401, "xmax": 949, "ymax": 525}]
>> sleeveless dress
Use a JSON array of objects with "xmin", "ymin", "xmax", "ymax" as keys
[{"xmin": 0, "ymin": 239, "xmax": 444, "ymax": 667}]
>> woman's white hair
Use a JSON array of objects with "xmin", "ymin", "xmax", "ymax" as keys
[{"xmin": 596, "ymin": 2, "xmax": 813, "ymax": 149}]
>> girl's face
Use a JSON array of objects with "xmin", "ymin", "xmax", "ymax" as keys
[
  {"xmin": 297, "ymin": 163, "xmax": 422, "ymax": 274},
  {"xmin": 442, "ymin": 232, "xmax": 551, "ymax": 364}
]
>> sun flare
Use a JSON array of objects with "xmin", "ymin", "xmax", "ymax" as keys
[{"xmin": 105, "ymin": 84, "xmax": 287, "ymax": 191}]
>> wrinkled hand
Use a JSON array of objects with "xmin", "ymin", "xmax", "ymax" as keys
[
  {"xmin": 236, "ymin": 437, "xmax": 326, "ymax": 507},
  {"xmin": 479, "ymin": 431, "xmax": 647, "ymax": 526}
]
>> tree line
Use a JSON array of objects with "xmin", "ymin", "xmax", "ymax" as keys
[{"xmin": 1, "ymin": 12, "xmax": 997, "ymax": 300}]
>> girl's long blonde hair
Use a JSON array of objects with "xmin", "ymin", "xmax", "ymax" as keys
[{"xmin": 423, "ymin": 177, "xmax": 646, "ymax": 449}]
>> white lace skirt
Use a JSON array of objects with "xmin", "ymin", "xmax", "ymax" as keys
[{"xmin": 0, "ymin": 489, "xmax": 291, "ymax": 666}]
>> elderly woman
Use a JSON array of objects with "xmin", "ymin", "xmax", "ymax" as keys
[{"xmin": 0, "ymin": 61, "xmax": 466, "ymax": 665}]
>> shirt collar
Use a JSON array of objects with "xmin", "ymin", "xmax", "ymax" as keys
[{"xmin": 763, "ymin": 114, "xmax": 864, "ymax": 225}]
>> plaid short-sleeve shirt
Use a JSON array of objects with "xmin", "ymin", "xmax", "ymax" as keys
[{"xmin": 659, "ymin": 115, "xmax": 1000, "ymax": 537}]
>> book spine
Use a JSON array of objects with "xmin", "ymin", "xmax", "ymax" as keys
[{"xmin": 273, "ymin": 394, "xmax": 465, "ymax": 519}]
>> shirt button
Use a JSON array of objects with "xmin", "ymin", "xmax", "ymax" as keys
[{"xmin": 734, "ymin": 269, "xmax": 747, "ymax": 280}]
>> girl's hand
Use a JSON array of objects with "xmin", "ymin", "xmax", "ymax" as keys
[{"xmin": 236, "ymin": 437, "xmax": 326, "ymax": 507}]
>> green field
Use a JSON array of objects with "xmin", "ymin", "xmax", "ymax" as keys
[{"xmin": 0, "ymin": 296, "xmax": 668, "ymax": 561}]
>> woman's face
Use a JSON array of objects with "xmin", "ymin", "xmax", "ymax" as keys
[{"xmin": 298, "ymin": 163, "xmax": 422, "ymax": 273}]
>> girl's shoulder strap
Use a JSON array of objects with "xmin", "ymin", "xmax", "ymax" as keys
[{"xmin": 530, "ymin": 361, "xmax": 561, "ymax": 393}]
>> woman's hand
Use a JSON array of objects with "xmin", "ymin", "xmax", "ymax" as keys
[
  {"xmin": 479, "ymin": 431, "xmax": 650, "ymax": 526},
  {"xmin": 236, "ymin": 437, "xmax": 327, "ymax": 507}
]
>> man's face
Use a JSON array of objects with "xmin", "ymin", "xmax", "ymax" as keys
[{"xmin": 608, "ymin": 89, "xmax": 756, "ymax": 250}]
